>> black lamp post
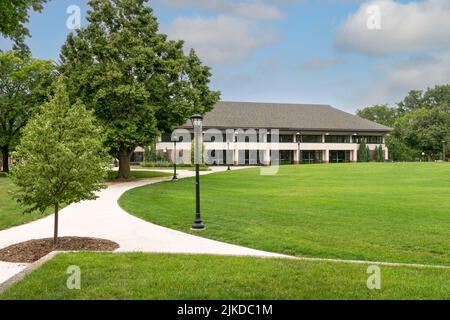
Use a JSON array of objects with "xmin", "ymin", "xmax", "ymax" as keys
[
  {"xmin": 191, "ymin": 114, "xmax": 205, "ymax": 230},
  {"xmin": 172, "ymin": 135, "xmax": 178, "ymax": 180},
  {"xmin": 296, "ymin": 132, "xmax": 301, "ymax": 164},
  {"xmin": 227, "ymin": 141, "xmax": 231, "ymax": 171}
]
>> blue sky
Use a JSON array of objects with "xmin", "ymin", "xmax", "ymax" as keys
[{"xmin": 2, "ymin": 0, "xmax": 450, "ymax": 113}]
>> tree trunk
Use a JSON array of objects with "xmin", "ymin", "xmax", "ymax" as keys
[
  {"xmin": 118, "ymin": 145, "xmax": 132, "ymax": 179},
  {"xmin": 1, "ymin": 145, "xmax": 9, "ymax": 173},
  {"xmin": 53, "ymin": 203, "xmax": 59, "ymax": 245}
]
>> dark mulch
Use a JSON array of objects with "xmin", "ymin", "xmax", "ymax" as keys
[{"xmin": 0, "ymin": 237, "xmax": 119, "ymax": 263}]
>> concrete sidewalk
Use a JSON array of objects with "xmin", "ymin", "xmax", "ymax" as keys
[{"xmin": 0, "ymin": 167, "xmax": 286, "ymax": 287}]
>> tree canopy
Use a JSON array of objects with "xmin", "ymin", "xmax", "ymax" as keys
[
  {"xmin": 356, "ymin": 104, "xmax": 397, "ymax": 127},
  {"xmin": 0, "ymin": 50, "xmax": 54, "ymax": 172},
  {"xmin": 59, "ymin": 0, "xmax": 220, "ymax": 179},
  {"xmin": 10, "ymin": 79, "xmax": 109, "ymax": 243},
  {"xmin": 0, "ymin": 0, "xmax": 48, "ymax": 51},
  {"xmin": 357, "ymin": 85, "xmax": 450, "ymax": 161}
]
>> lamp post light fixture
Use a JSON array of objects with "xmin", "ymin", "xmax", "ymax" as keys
[
  {"xmin": 190, "ymin": 114, "xmax": 205, "ymax": 230},
  {"xmin": 172, "ymin": 135, "xmax": 178, "ymax": 180}
]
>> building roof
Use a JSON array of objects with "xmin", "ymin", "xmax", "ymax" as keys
[{"xmin": 181, "ymin": 101, "xmax": 392, "ymax": 133}]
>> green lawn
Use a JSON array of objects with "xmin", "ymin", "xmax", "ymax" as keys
[
  {"xmin": 1, "ymin": 252, "xmax": 449, "ymax": 300},
  {"xmin": 132, "ymin": 165, "xmax": 211, "ymax": 171},
  {"xmin": 0, "ymin": 170, "xmax": 170, "ymax": 231},
  {"xmin": 0, "ymin": 175, "xmax": 54, "ymax": 231},
  {"xmin": 119, "ymin": 163, "xmax": 450, "ymax": 266}
]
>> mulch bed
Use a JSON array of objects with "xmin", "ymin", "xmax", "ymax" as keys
[{"xmin": 0, "ymin": 237, "xmax": 119, "ymax": 263}]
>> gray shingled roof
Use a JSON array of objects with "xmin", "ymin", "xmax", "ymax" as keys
[{"xmin": 181, "ymin": 101, "xmax": 391, "ymax": 132}]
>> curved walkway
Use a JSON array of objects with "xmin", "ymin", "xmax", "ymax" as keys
[
  {"xmin": 0, "ymin": 167, "xmax": 287, "ymax": 285},
  {"xmin": 1, "ymin": 166, "xmax": 449, "ymax": 286}
]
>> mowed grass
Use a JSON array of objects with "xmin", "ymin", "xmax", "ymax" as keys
[
  {"xmin": 0, "ymin": 175, "xmax": 53, "ymax": 230},
  {"xmin": 0, "ymin": 171, "xmax": 170, "ymax": 231},
  {"xmin": 2, "ymin": 252, "xmax": 450, "ymax": 300},
  {"xmin": 119, "ymin": 163, "xmax": 450, "ymax": 266}
]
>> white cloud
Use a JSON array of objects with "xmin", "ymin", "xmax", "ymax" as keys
[
  {"xmin": 164, "ymin": 15, "xmax": 278, "ymax": 64},
  {"xmin": 160, "ymin": 0, "xmax": 283, "ymax": 20},
  {"xmin": 336, "ymin": 0, "xmax": 450, "ymax": 54},
  {"xmin": 344, "ymin": 52, "xmax": 450, "ymax": 108}
]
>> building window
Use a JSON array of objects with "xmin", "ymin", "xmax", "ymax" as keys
[
  {"xmin": 279, "ymin": 135, "xmax": 294, "ymax": 142},
  {"xmin": 325, "ymin": 135, "xmax": 350, "ymax": 143},
  {"xmin": 352, "ymin": 136, "xmax": 383, "ymax": 144},
  {"xmin": 299, "ymin": 135, "xmax": 322, "ymax": 143}
]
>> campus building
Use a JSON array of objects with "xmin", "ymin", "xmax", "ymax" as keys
[{"xmin": 149, "ymin": 102, "xmax": 391, "ymax": 165}]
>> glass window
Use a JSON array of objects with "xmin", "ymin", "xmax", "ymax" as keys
[
  {"xmin": 325, "ymin": 135, "xmax": 350, "ymax": 143},
  {"xmin": 300, "ymin": 135, "xmax": 322, "ymax": 143},
  {"xmin": 352, "ymin": 136, "xmax": 383, "ymax": 144},
  {"xmin": 279, "ymin": 135, "xmax": 294, "ymax": 142}
]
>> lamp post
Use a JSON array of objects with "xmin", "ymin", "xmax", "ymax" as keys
[
  {"xmin": 227, "ymin": 141, "xmax": 231, "ymax": 170},
  {"xmin": 296, "ymin": 132, "xmax": 301, "ymax": 164},
  {"xmin": 172, "ymin": 135, "xmax": 178, "ymax": 180},
  {"xmin": 190, "ymin": 114, "xmax": 205, "ymax": 230}
]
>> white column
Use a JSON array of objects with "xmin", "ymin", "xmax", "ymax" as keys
[
  {"xmin": 233, "ymin": 148, "xmax": 239, "ymax": 166},
  {"xmin": 263, "ymin": 149, "xmax": 270, "ymax": 166},
  {"xmin": 293, "ymin": 149, "xmax": 300, "ymax": 164},
  {"xmin": 324, "ymin": 149, "xmax": 330, "ymax": 163}
]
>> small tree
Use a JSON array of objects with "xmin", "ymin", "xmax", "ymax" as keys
[
  {"xmin": 376, "ymin": 145, "xmax": 384, "ymax": 162},
  {"xmin": 10, "ymin": 79, "xmax": 109, "ymax": 244},
  {"xmin": 358, "ymin": 140, "xmax": 370, "ymax": 162}
]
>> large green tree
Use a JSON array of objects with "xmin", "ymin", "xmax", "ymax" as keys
[
  {"xmin": 0, "ymin": 0, "xmax": 48, "ymax": 51},
  {"xmin": 0, "ymin": 50, "xmax": 54, "ymax": 172},
  {"xmin": 356, "ymin": 104, "xmax": 397, "ymax": 127},
  {"xmin": 59, "ymin": 0, "xmax": 220, "ymax": 179},
  {"xmin": 398, "ymin": 85, "xmax": 450, "ymax": 114},
  {"xmin": 394, "ymin": 107, "xmax": 450, "ymax": 160},
  {"xmin": 10, "ymin": 79, "xmax": 109, "ymax": 244},
  {"xmin": 358, "ymin": 85, "xmax": 450, "ymax": 161}
]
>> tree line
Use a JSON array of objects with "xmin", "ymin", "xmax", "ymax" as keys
[{"xmin": 357, "ymin": 85, "xmax": 450, "ymax": 161}]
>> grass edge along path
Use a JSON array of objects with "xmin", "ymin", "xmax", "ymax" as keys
[{"xmin": 1, "ymin": 252, "xmax": 450, "ymax": 300}]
